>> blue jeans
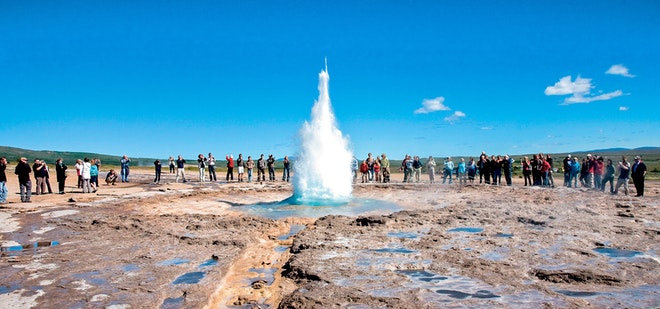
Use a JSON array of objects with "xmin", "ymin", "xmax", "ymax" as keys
[
  {"xmin": 247, "ymin": 169, "xmax": 253, "ymax": 182},
  {"xmin": 443, "ymin": 169, "xmax": 453, "ymax": 184},
  {"xmin": 121, "ymin": 167, "xmax": 129, "ymax": 182},
  {"xmin": 569, "ymin": 173, "xmax": 579, "ymax": 187},
  {"xmin": 0, "ymin": 181, "xmax": 7, "ymax": 202},
  {"xmin": 20, "ymin": 180, "xmax": 32, "ymax": 202},
  {"xmin": 282, "ymin": 167, "xmax": 290, "ymax": 181}
]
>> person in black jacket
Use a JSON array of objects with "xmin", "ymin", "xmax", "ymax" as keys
[
  {"xmin": 55, "ymin": 158, "xmax": 67, "ymax": 194},
  {"xmin": 631, "ymin": 156, "xmax": 647, "ymax": 197},
  {"xmin": 0, "ymin": 157, "xmax": 8, "ymax": 203},
  {"xmin": 15, "ymin": 157, "xmax": 32, "ymax": 202}
]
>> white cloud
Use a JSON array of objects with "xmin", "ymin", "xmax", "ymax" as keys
[
  {"xmin": 544, "ymin": 76, "xmax": 592, "ymax": 95},
  {"xmin": 546, "ymin": 75, "xmax": 623, "ymax": 105},
  {"xmin": 414, "ymin": 97, "xmax": 450, "ymax": 114},
  {"xmin": 619, "ymin": 106, "xmax": 629, "ymax": 111},
  {"xmin": 444, "ymin": 111, "xmax": 465, "ymax": 123},
  {"xmin": 606, "ymin": 64, "xmax": 635, "ymax": 78},
  {"xmin": 561, "ymin": 90, "xmax": 623, "ymax": 105},
  {"xmin": 480, "ymin": 126, "xmax": 493, "ymax": 130}
]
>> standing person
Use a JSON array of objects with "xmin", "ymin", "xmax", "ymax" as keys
[
  {"xmin": 366, "ymin": 153, "xmax": 375, "ymax": 182},
  {"xmin": 491, "ymin": 155, "xmax": 501, "ymax": 185},
  {"xmin": 585, "ymin": 154, "xmax": 595, "ymax": 188},
  {"xmin": 267, "ymin": 154, "xmax": 276, "ymax": 182},
  {"xmin": 412, "ymin": 156, "xmax": 422, "ymax": 183},
  {"xmin": 631, "ymin": 156, "xmax": 647, "ymax": 197},
  {"xmin": 207, "ymin": 153, "xmax": 217, "ymax": 181},
  {"xmin": 381, "ymin": 153, "xmax": 390, "ymax": 183},
  {"xmin": 531, "ymin": 154, "xmax": 540, "ymax": 186},
  {"xmin": 246, "ymin": 156, "xmax": 255, "ymax": 183},
  {"xmin": 402, "ymin": 155, "xmax": 413, "ymax": 183},
  {"xmin": 458, "ymin": 158, "xmax": 467, "ymax": 186},
  {"xmin": 55, "ymin": 158, "xmax": 68, "ymax": 194},
  {"xmin": 197, "ymin": 154, "xmax": 207, "ymax": 182},
  {"xmin": 0, "ymin": 157, "xmax": 8, "ymax": 203},
  {"xmin": 351, "ymin": 156, "xmax": 359, "ymax": 184},
  {"xmin": 360, "ymin": 160, "xmax": 369, "ymax": 183},
  {"xmin": 33, "ymin": 159, "xmax": 47, "ymax": 195},
  {"xmin": 503, "ymin": 155, "xmax": 514, "ymax": 186},
  {"xmin": 168, "ymin": 156, "xmax": 176, "ymax": 174},
  {"xmin": 545, "ymin": 154, "xmax": 554, "ymax": 188},
  {"xmin": 613, "ymin": 156, "xmax": 630, "ymax": 195},
  {"xmin": 593, "ymin": 156, "xmax": 604, "ymax": 190},
  {"xmin": 257, "ymin": 154, "xmax": 266, "ymax": 182},
  {"xmin": 563, "ymin": 155, "xmax": 572, "ymax": 187},
  {"xmin": 374, "ymin": 159, "xmax": 382, "ymax": 183},
  {"xmin": 522, "ymin": 156, "xmax": 532, "ymax": 186},
  {"xmin": 43, "ymin": 161, "xmax": 53, "ymax": 193},
  {"xmin": 176, "ymin": 155, "xmax": 187, "ymax": 183},
  {"xmin": 15, "ymin": 157, "xmax": 32, "ymax": 203},
  {"xmin": 282, "ymin": 155, "xmax": 291, "ymax": 182},
  {"xmin": 601, "ymin": 158, "xmax": 615, "ymax": 193},
  {"xmin": 442, "ymin": 157, "xmax": 454, "ymax": 184},
  {"xmin": 540, "ymin": 157, "xmax": 551, "ymax": 187},
  {"xmin": 154, "ymin": 160, "xmax": 162, "ymax": 184},
  {"xmin": 226, "ymin": 155, "xmax": 235, "ymax": 182},
  {"xmin": 467, "ymin": 157, "xmax": 477, "ymax": 183},
  {"xmin": 81, "ymin": 158, "xmax": 92, "ymax": 193},
  {"xmin": 570, "ymin": 157, "xmax": 581, "ymax": 188},
  {"xmin": 426, "ymin": 156, "xmax": 436, "ymax": 184},
  {"xmin": 89, "ymin": 162, "xmax": 99, "ymax": 192},
  {"xmin": 120, "ymin": 155, "xmax": 130, "ymax": 183},
  {"xmin": 237, "ymin": 154, "xmax": 245, "ymax": 182},
  {"xmin": 480, "ymin": 155, "xmax": 491, "ymax": 184},
  {"xmin": 75, "ymin": 159, "xmax": 83, "ymax": 189},
  {"xmin": 93, "ymin": 158, "xmax": 101, "ymax": 188}
]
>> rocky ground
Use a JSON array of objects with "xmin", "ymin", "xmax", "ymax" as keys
[{"xmin": 0, "ymin": 171, "xmax": 658, "ymax": 308}]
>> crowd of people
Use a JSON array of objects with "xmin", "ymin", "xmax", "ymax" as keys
[
  {"xmin": 350, "ymin": 152, "xmax": 648, "ymax": 197},
  {"xmin": 0, "ymin": 151, "xmax": 650, "ymax": 204}
]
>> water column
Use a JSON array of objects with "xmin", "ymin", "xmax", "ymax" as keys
[{"xmin": 292, "ymin": 63, "xmax": 353, "ymax": 205}]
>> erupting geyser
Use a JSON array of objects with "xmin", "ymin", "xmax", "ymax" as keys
[{"xmin": 292, "ymin": 61, "xmax": 353, "ymax": 205}]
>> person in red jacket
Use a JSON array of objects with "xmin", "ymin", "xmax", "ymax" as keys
[
  {"xmin": 360, "ymin": 160, "xmax": 369, "ymax": 183},
  {"xmin": 593, "ymin": 156, "xmax": 604, "ymax": 190},
  {"xmin": 226, "ymin": 155, "xmax": 234, "ymax": 182},
  {"xmin": 540, "ymin": 157, "xmax": 551, "ymax": 187}
]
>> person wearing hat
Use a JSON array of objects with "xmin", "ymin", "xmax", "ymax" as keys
[{"xmin": 631, "ymin": 156, "xmax": 647, "ymax": 197}]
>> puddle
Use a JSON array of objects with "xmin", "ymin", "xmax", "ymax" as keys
[
  {"xmin": 593, "ymin": 247, "xmax": 642, "ymax": 258},
  {"xmin": 161, "ymin": 297, "xmax": 184, "ymax": 309},
  {"xmin": 172, "ymin": 272, "xmax": 204, "ymax": 284},
  {"xmin": 556, "ymin": 290, "xmax": 600, "ymax": 297},
  {"xmin": 122, "ymin": 264, "xmax": 139, "ymax": 272},
  {"xmin": 387, "ymin": 231, "xmax": 420, "ymax": 239},
  {"xmin": 447, "ymin": 227, "xmax": 484, "ymax": 233},
  {"xmin": 436, "ymin": 289, "xmax": 499, "ymax": 299},
  {"xmin": 372, "ymin": 247, "xmax": 417, "ymax": 254},
  {"xmin": 396, "ymin": 270, "xmax": 447, "ymax": 282},
  {"xmin": 274, "ymin": 246, "xmax": 288, "ymax": 253},
  {"xmin": 170, "ymin": 258, "xmax": 219, "ymax": 285},
  {"xmin": 494, "ymin": 233, "xmax": 513, "ymax": 238},
  {"xmin": 0, "ymin": 241, "xmax": 59, "ymax": 253},
  {"xmin": 247, "ymin": 268, "xmax": 277, "ymax": 286},
  {"xmin": 278, "ymin": 224, "xmax": 306, "ymax": 240},
  {"xmin": 235, "ymin": 198, "xmax": 402, "ymax": 219}
]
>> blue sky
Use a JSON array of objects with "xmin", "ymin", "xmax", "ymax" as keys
[{"xmin": 1, "ymin": 1, "xmax": 658, "ymax": 161}]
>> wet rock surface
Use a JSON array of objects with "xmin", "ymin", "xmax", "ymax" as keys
[{"xmin": 0, "ymin": 173, "xmax": 658, "ymax": 308}]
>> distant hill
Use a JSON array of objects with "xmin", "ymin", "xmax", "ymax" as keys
[{"xmin": 0, "ymin": 146, "xmax": 157, "ymax": 166}]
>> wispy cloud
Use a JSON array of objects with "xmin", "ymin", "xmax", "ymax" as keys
[
  {"xmin": 444, "ymin": 111, "xmax": 465, "ymax": 123},
  {"xmin": 545, "ymin": 75, "xmax": 623, "ymax": 105},
  {"xmin": 606, "ymin": 64, "xmax": 635, "ymax": 78},
  {"xmin": 480, "ymin": 126, "xmax": 493, "ymax": 131},
  {"xmin": 562, "ymin": 90, "xmax": 623, "ymax": 105},
  {"xmin": 414, "ymin": 97, "xmax": 450, "ymax": 114},
  {"xmin": 619, "ymin": 106, "xmax": 629, "ymax": 111}
]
